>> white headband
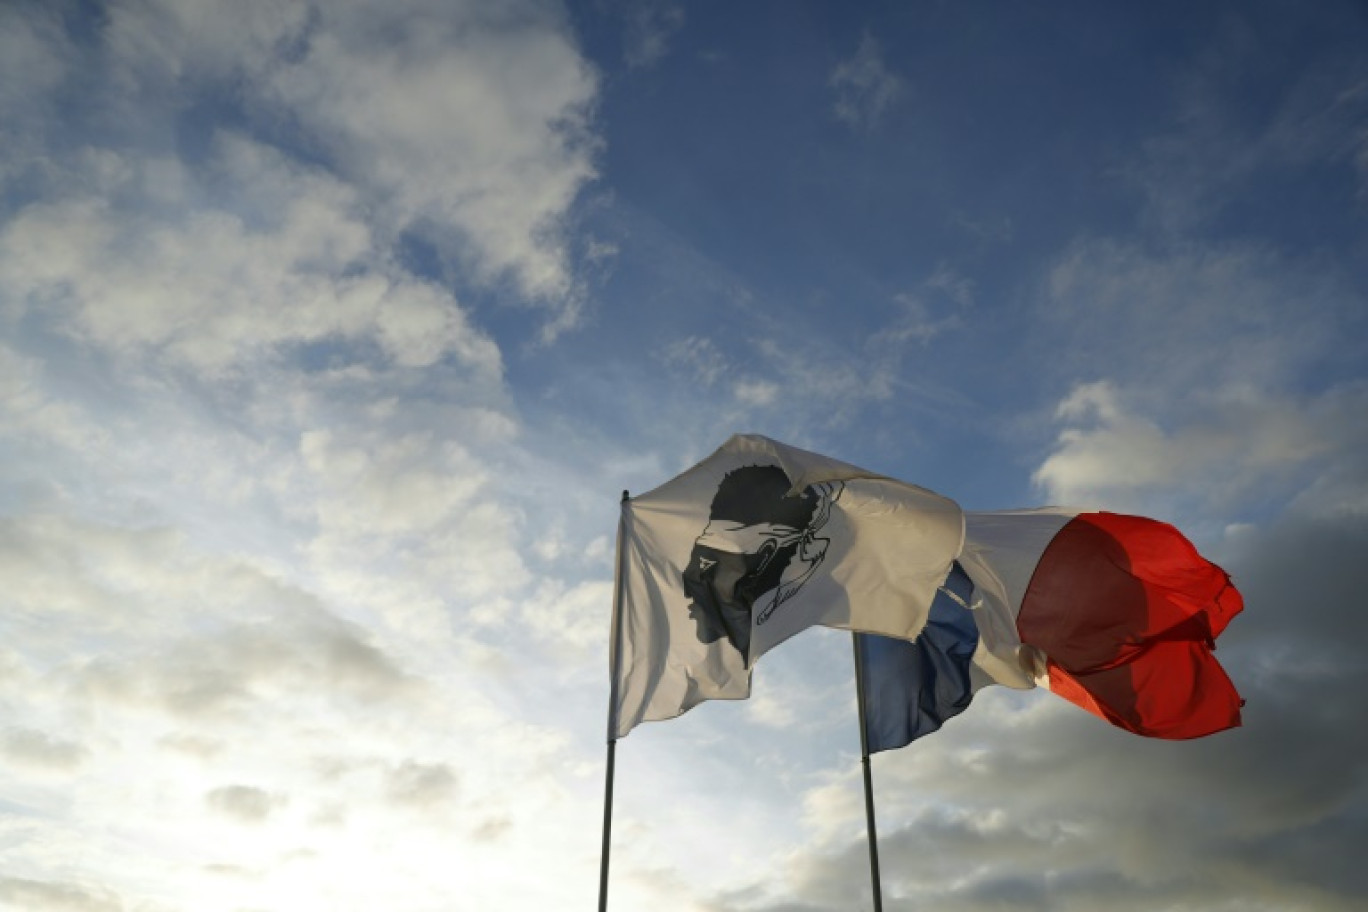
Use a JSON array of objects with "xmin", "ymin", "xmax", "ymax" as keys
[{"xmin": 694, "ymin": 520, "xmax": 804, "ymax": 555}]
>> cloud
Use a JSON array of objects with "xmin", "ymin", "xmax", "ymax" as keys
[
  {"xmin": 0, "ymin": 496, "xmax": 604, "ymax": 907},
  {"xmin": 1041, "ymin": 238, "xmax": 1356, "ymax": 395},
  {"xmin": 0, "ymin": 509, "xmax": 418, "ymax": 727},
  {"xmin": 384, "ymin": 759, "xmax": 459, "ymax": 808},
  {"xmin": 650, "ymin": 321, "xmax": 936, "ymax": 456},
  {"xmin": 1027, "ymin": 231, "xmax": 1368, "ymax": 518},
  {"xmin": 0, "ymin": 271, "xmax": 596, "ymax": 911},
  {"xmin": 1, "ymin": 5, "xmax": 1358, "ymax": 911},
  {"xmin": 299, "ymin": 429, "xmax": 489, "ymax": 538},
  {"xmin": 1032, "ymin": 379, "xmax": 1368, "ymax": 515},
  {"xmin": 0, "ymin": 728, "xmax": 88, "ymax": 772},
  {"xmin": 620, "ymin": 0, "xmax": 686, "ymax": 69},
  {"xmin": 256, "ymin": 0, "xmax": 599, "ymax": 309},
  {"xmin": 5, "ymin": 0, "xmax": 600, "ymax": 334},
  {"xmin": 0, "ymin": 138, "xmax": 503, "ymax": 378},
  {"xmin": 874, "ymin": 267, "xmax": 974, "ymax": 348},
  {"xmin": 520, "ymin": 578, "xmax": 613, "ymax": 651},
  {"xmin": 666, "ymin": 336, "xmax": 730, "ymax": 387},
  {"xmin": 0, "ymin": 878, "xmax": 123, "ymax": 912},
  {"xmin": 1122, "ymin": 20, "xmax": 1368, "ymax": 232},
  {"xmin": 698, "ymin": 506, "xmax": 1368, "ymax": 912},
  {"xmin": 206, "ymin": 784, "xmax": 285, "ymax": 824},
  {"xmin": 734, "ymin": 379, "xmax": 779, "ymax": 407},
  {"xmin": 831, "ymin": 32, "xmax": 903, "ymax": 128}
]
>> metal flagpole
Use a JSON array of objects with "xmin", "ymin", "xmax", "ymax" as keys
[
  {"xmin": 599, "ymin": 491, "xmax": 630, "ymax": 912},
  {"xmin": 597, "ymin": 736, "xmax": 616, "ymax": 912},
  {"xmin": 852, "ymin": 634, "xmax": 885, "ymax": 912}
]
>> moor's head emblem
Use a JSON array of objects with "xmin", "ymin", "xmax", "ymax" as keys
[{"xmin": 681, "ymin": 464, "xmax": 843, "ymax": 660}]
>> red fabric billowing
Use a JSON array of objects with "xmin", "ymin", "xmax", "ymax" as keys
[{"xmin": 1017, "ymin": 512, "xmax": 1244, "ymax": 739}]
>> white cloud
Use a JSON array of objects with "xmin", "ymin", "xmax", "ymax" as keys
[
  {"xmin": 650, "ymin": 320, "xmax": 932, "ymax": 454},
  {"xmin": 0, "ymin": 496, "xmax": 607, "ymax": 910},
  {"xmin": 8, "ymin": 0, "xmax": 599, "ymax": 333},
  {"xmin": 734, "ymin": 379, "xmax": 779, "ymax": 407},
  {"xmin": 1032, "ymin": 379, "xmax": 1368, "ymax": 515},
  {"xmin": 798, "ymin": 769, "xmax": 864, "ymax": 844},
  {"xmin": 298, "ymin": 430, "xmax": 488, "ymax": 537},
  {"xmin": 744, "ymin": 689, "xmax": 798, "ymax": 729},
  {"xmin": 665, "ymin": 335, "xmax": 729, "ymax": 387},
  {"xmin": 521, "ymin": 578, "xmax": 613, "ymax": 651},
  {"xmin": 621, "ymin": 1, "xmax": 686, "ymax": 70},
  {"xmin": 0, "ymin": 140, "xmax": 503, "ymax": 378},
  {"xmin": 255, "ymin": 0, "xmax": 599, "ymax": 308},
  {"xmin": 875, "ymin": 266, "xmax": 974, "ymax": 347},
  {"xmin": 1029, "ymin": 232, "xmax": 1368, "ymax": 518},
  {"xmin": 831, "ymin": 32, "xmax": 904, "ymax": 128},
  {"xmin": 0, "ymin": 7, "xmax": 618, "ymax": 907}
]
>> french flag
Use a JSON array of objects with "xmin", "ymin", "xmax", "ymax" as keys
[{"xmin": 858, "ymin": 510, "xmax": 1244, "ymax": 753}]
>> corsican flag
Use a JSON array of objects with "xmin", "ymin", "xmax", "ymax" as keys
[
  {"xmin": 609, "ymin": 434, "xmax": 967, "ymax": 739},
  {"xmin": 857, "ymin": 509, "xmax": 1244, "ymax": 752}
]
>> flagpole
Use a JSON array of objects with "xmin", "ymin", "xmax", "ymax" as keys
[
  {"xmin": 852, "ymin": 634, "xmax": 885, "ymax": 912},
  {"xmin": 598, "ymin": 737, "xmax": 616, "ymax": 912},
  {"xmin": 599, "ymin": 491, "xmax": 630, "ymax": 912}
]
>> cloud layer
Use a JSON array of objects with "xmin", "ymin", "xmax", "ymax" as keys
[
  {"xmin": 1, "ymin": 1, "xmax": 611, "ymax": 909},
  {"xmin": 2, "ymin": 2, "xmax": 1365, "ymax": 911}
]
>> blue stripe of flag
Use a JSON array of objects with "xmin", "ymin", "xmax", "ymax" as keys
[{"xmin": 856, "ymin": 561, "xmax": 978, "ymax": 753}]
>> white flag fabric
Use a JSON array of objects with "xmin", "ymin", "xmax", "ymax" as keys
[{"xmin": 609, "ymin": 434, "xmax": 964, "ymax": 739}]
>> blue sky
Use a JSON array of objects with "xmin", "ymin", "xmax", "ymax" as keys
[{"xmin": 1, "ymin": 1, "xmax": 1366, "ymax": 910}]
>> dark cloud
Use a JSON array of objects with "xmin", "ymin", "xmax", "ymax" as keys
[
  {"xmin": 205, "ymin": 784, "xmax": 283, "ymax": 824},
  {"xmin": 318, "ymin": 628, "xmax": 413, "ymax": 698},
  {"xmin": 385, "ymin": 759, "xmax": 458, "ymax": 808},
  {"xmin": 74, "ymin": 614, "xmax": 414, "ymax": 722},
  {"xmin": 471, "ymin": 815, "xmax": 511, "ymax": 842},
  {"xmin": 157, "ymin": 732, "xmax": 225, "ymax": 758},
  {"xmin": 0, "ymin": 728, "xmax": 88, "ymax": 771},
  {"xmin": 711, "ymin": 512, "xmax": 1368, "ymax": 911},
  {"xmin": 0, "ymin": 511, "xmax": 416, "ymax": 724},
  {"xmin": 0, "ymin": 876, "xmax": 123, "ymax": 912}
]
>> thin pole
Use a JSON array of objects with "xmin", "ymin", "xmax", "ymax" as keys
[
  {"xmin": 599, "ymin": 491, "xmax": 630, "ymax": 912},
  {"xmin": 852, "ymin": 634, "xmax": 885, "ymax": 912},
  {"xmin": 597, "ymin": 738, "xmax": 616, "ymax": 912}
]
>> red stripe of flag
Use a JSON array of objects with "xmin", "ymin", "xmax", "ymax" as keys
[{"xmin": 1017, "ymin": 512, "xmax": 1244, "ymax": 739}]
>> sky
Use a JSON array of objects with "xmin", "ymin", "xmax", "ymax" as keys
[{"xmin": 1, "ymin": 1, "xmax": 1366, "ymax": 910}]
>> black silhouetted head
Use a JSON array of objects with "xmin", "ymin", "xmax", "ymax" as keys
[{"xmin": 681, "ymin": 465, "xmax": 819, "ymax": 659}]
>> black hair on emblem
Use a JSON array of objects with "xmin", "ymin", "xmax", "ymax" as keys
[
  {"xmin": 682, "ymin": 463, "xmax": 843, "ymax": 661},
  {"xmin": 709, "ymin": 465, "xmax": 818, "ymax": 528}
]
